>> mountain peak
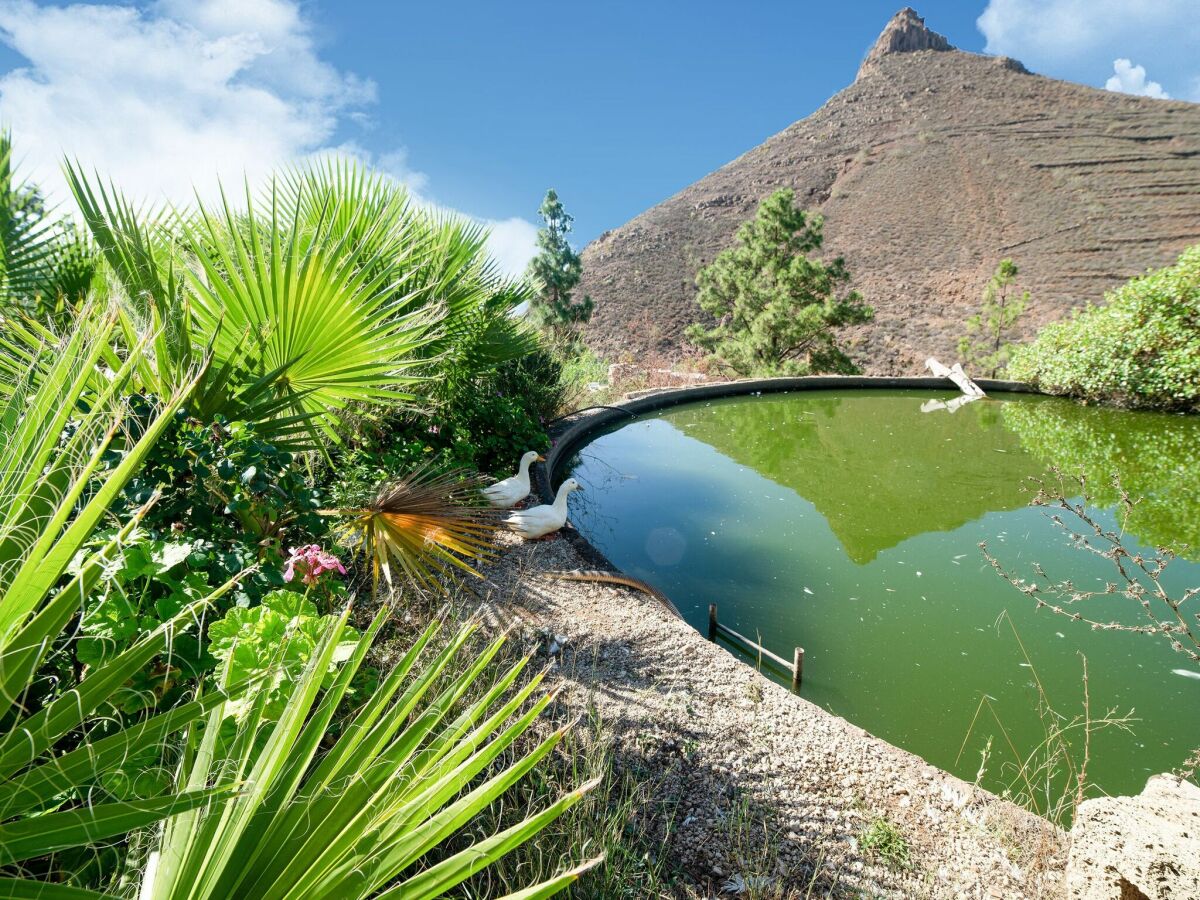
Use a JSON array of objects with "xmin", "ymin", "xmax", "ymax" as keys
[{"xmin": 859, "ymin": 8, "xmax": 952, "ymax": 76}]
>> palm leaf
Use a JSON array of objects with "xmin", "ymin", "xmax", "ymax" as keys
[
  {"xmin": 0, "ymin": 133, "xmax": 93, "ymax": 313},
  {"xmin": 325, "ymin": 463, "xmax": 501, "ymax": 595},
  {"xmin": 279, "ymin": 159, "xmax": 538, "ymax": 392},
  {"xmin": 64, "ymin": 162, "xmax": 191, "ymax": 396},
  {"xmin": 0, "ymin": 308, "xmax": 237, "ymax": 885},
  {"xmin": 145, "ymin": 611, "xmax": 598, "ymax": 900},
  {"xmin": 181, "ymin": 179, "xmax": 438, "ymax": 446}
]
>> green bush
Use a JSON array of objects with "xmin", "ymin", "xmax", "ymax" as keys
[
  {"xmin": 1009, "ymin": 245, "xmax": 1200, "ymax": 410},
  {"xmin": 437, "ymin": 356, "xmax": 556, "ymax": 475},
  {"xmin": 333, "ymin": 345, "xmax": 564, "ymax": 488},
  {"xmin": 112, "ymin": 411, "xmax": 330, "ymax": 620}
]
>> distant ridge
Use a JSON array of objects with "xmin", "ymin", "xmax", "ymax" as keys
[{"xmin": 578, "ymin": 8, "xmax": 1200, "ymax": 373}]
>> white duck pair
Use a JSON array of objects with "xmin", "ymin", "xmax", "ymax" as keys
[{"xmin": 481, "ymin": 450, "xmax": 583, "ymax": 540}]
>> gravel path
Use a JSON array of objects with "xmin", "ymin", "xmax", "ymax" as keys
[{"xmin": 473, "ymin": 531, "xmax": 1068, "ymax": 898}]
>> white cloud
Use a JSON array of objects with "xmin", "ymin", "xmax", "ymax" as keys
[
  {"xmin": 0, "ymin": 0, "xmax": 367, "ymax": 205},
  {"xmin": 1105, "ymin": 58, "xmax": 1169, "ymax": 99},
  {"xmin": 480, "ymin": 218, "xmax": 538, "ymax": 279},
  {"xmin": 978, "ymin": 0, "xmax": 1188, "ymax": 59},
  {"xmin": 977, "ymin": 0, "xmax": 1200, "ymax": 98},
  {"xmin": 0, "ymin": 0, "xmax": 537, "ymax": 276}
]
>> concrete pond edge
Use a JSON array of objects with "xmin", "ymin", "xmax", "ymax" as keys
[
  {"xmin": 525, "ymin": 378, "xmax": 1200, "ymax": 893},
  {"xmin": 535, "ymin": 374, "xmax": 1035, "ymax": 575}
]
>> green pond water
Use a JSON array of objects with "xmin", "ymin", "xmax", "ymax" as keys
[{"xmin": 559, "ymin": 389, "xmax": 1200, "ymax": 801}]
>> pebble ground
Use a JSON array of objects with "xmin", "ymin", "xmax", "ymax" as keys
[{"xmin": 470, "ymin": 531, "xmax": 1068, "ymax": 898}]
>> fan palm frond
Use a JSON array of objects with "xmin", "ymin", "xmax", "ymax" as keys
[
  {"xmin": 280, "ymin": 158, "xmax": 539, "ymax": 386},
  {"xmin": 327, "ymin": 464, "xmax": 501, "ymax": 595},
  {"xmin": 0, "ymin": 135, "xmax": 95, "ymax": 315},
  {"xmin": 65, "ymin": 161, "xmax": 194, "ymax": 397},
  {"xmin": 0, "ymin": 305, "xmax": 244, "ymax": 886},
  {"xmin": 182, "ymin": 179, "xmax": 438, "ymax": 447},
  {"xmin": 145, "ymin": 611, "xmax": 601, "ymax": 900}
]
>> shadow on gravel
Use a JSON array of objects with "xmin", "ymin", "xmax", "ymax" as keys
[{"xmin": 538, "ymin": 636, "xmax": 877, "ymax": 898}]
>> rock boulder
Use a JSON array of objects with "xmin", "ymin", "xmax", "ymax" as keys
[{"xmin": 1066, "ymin": 774, "xmax": 1200, "ymax": 899}]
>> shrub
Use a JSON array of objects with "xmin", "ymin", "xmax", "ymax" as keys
[
  {"xmin": 0, "ymin": 304, "xmax": 596, "ymax": 900},
  {"xmin": 1009, "ymin": 245, "xmax": 1200, "ymax": 410},
  {"xmin": 439, "ymin": 381, "xmax": 551, "ymax": 476},
  {"xmin": 1, "ymin": 155, "xmax": 595, "ymax": 898},
  {"xmin": 426, "ymin": 338, "xmax": 564, "ymax": 475},
  {"xmin": 334, "ymin": 343, "xmax": 563, "ymax": 485},
  {"xmin": 68, "ymin": 159, "xmax": 540, "ymax": 451}
]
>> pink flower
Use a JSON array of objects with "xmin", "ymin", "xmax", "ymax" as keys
[
  {"xmin": 428, "ymin": 424, "xmax": 440, "ymax": 435},
  {"xmin": 283, "ymin": 544, "xmax": 347, "ymax": 586}
]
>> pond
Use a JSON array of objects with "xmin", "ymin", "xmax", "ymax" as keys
[{"xmin": 559, "ymin": 388, "xmax": 1200, "ymax": 803}]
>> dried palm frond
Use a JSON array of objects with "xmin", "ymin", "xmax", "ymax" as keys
[{"xmin": 324, "ymin": 463, "xmax": 501, "ymax": 597}]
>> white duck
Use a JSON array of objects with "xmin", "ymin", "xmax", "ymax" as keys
[
  {"xmin": 482, "ymin": 451, "xmax": 544, "ymax": 508},
  {"xmin": 506, "ymin": 478, "xmax": 583, "ymax": 540}
]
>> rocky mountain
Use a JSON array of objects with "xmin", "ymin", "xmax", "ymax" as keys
[{"xmin": 578, "ymin": 8, "xmax": 1200, "ymax": 374}]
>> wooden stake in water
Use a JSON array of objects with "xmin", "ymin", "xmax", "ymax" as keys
[{"xmin": 709, "ymin": 602, "xmax": 804, "ymax": 693}]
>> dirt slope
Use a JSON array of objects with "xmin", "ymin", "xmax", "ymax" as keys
[{"xmin": 578, "ymin": 8, "xmax": 1200, "ymax": 373}]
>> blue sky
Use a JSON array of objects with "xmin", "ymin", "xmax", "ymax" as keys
[{"xmin": 0, "ymin": 0, "xmax": 1197, "ymax": 273}]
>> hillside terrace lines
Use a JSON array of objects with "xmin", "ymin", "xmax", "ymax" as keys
[{"xmin": 578, "ymin": 23, "xmax": 1200, "ymax": 372}]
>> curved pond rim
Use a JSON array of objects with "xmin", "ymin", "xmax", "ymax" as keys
[
  {"xmin": 534, "ymin": 375, "xmax": 1040, "ymax": 603},
  {"xmin": 537, "ymin": 374, "xmax": 1038, "ymax": 507},
  {"xmin": 535, "ymin": 376, "xmax": 1200, "ymax": 811}
]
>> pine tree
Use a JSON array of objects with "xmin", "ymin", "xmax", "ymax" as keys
[
  {"xmin": 525, "ymin": 189, "xmax": 593, "ymax": 337},
  {"xmin": 958, "ymin": 258, "xmax": 1029, "ymax": 378},
  {"xmin": 684, "ymin": 188, "xmax": 872, "ymax": 376}
]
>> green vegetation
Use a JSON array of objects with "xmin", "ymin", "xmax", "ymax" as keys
[
  {"xmin": 958, "ymin": 258, "xmax": 1028, "ymax": 378},
  {"xmin": 450, "ymin": 706, "xmax": 679, "ymax": 899},
  {"xmin": 1010, "ymin": 244, "xmax": 1200, "ymax": 410},
  {"xmin": 0, "ymin": 309, "xmax": 226, "ymax": 892},
  {"xmin": 685, "ymin": 188, "xmax": 872, "ymax": 377},
  {"xmin": 1000, "ymin": 398, "xmax": 1200, "ymax": 555},
  {"xmin": 526, "ymin": 189, "xmax": 594, "ymax": 338},
  {"xmin": 0, "ymin": 134, "xmax": 602, "ymax": 896},
  {"xmin": 0, "ymin": 131, "xmax": 95, "ymax": 318},
  {"xmin": 144, "ymin": 616, "xmax": 595, "ymax": 900},
  {"xmin": 858, "ymin": 816, "xmax": 911, "ymax": 870}
]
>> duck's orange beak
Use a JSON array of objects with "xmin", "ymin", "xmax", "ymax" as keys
[{"xmin": 536, "ymin": 455, "xmax": 546, "ymax": 462}]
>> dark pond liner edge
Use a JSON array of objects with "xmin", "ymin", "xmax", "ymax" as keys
[{"xmin": 535, "ymin": 375, "xmax": 1039, "ymax": 604}]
